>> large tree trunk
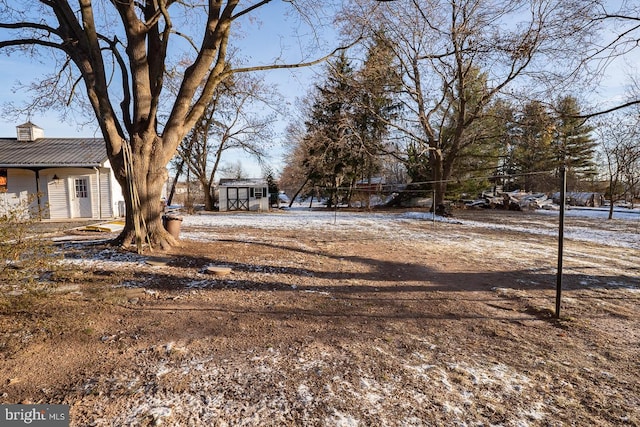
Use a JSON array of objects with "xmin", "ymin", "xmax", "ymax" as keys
[
  {"xmin": 203, "ymin": 184, "xmax": 215, "ymax": 211},
  {"xmin": 112, "ymin": 133, "xmax": 175, "ymax": 250}
]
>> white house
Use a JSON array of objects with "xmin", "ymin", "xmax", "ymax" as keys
[
  {"xmin": 218, "ymin": 178, "xmax": 270, "ymax": 212},
  {"xmin": 0, "ymin": 122, "xmax": 125, "ymax": 220}
]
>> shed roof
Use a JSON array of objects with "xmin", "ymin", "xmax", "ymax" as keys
[
  {"xmin": 219, "ymin": 178, "xmax": 267, "ymax": 187},
  {"xmin": 0, "ymin": 137, "xmax": 107, "ymax": 168}
]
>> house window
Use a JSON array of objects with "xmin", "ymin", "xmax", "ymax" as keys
[
  {"xmin": 253, "ymin": 188, "xmax": 267, "ymax": 199},
  {"xmin": 0, "ymin": 169, "xmax": 6, "ymax": 193},
  {"xmin": 250, "ymin": 188, "xmax": 255, "ymax": 198},
  {"xmin": 75, "ymin": 178, "xmax": 88, "ymax": 198}
]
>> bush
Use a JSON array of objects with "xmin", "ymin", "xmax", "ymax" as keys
[{"xmin": 0, "ymin": 199, "xmax": 60, "ymax": 295}]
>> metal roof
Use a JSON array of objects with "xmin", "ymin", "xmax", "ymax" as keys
[
  {"xmin": 0, "ymin": 137, "xmax": 108, "ymax": 168},
  {"xmin": 219, "ymin": 178, "xmax": 267, "ymax": 187}
]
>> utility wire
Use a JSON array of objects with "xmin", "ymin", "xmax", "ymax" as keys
[{"xmin": 321, "ymin": 169, "xmax": 557, "ymax": 192}]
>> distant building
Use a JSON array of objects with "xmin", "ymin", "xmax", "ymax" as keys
[
  {"xmin": 218, "ymin": 178, "xmax": 269, "ymax": 212},
  {"xmin": 0, "ymin": 122, "xmax": 125, "ymax": 219}
]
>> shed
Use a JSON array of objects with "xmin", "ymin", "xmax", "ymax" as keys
[
  {"xmin": 0, "ymin": 122, "xmax": 125, "ymax": 220},
  {"xmin": 218, "ymin": 178, "xmax": 269, "ymax": 212}
]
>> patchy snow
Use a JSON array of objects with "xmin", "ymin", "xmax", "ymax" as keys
[
  {"xmin": 98, "ymin": 351, "xmax": 542, "ymax": 426},
  {"xmin": 537, "ymin": 206, "xmax": 640, "ymax": 221},
  {"xmin": 56, "ymin": 207, "xmax": 638, "ymax": 289},
  {"xmin": 180, "ymin": 207, "xmax": 639, "ymax": 250},
  {"xmin": 51, "ymin": 207, "xmax": 638, "ymax": 425}
]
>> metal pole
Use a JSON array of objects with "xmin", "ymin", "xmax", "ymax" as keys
[
  {"xmin": 556, "ymin": 165, "xmax": 566, "ymax": 318},
  {"xmin": 432, "ymin": 189, "xmax": 436, "ymax": 225}
]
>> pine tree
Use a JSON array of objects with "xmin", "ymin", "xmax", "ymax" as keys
[
  {"xmin": 353, "ymin": 34, "xmax": 401, "ymax": 171},
  {"xmin": 303, "ymin": 53, "xmax": 357, "ymax": 207},
  {"xmin": 284, "ymin": 38, "xmax": 400, "ymax": 208},
  {"xmin": 263, "ymin": 167, "xmax": 280, "ymax": 207},
  {"xmin": 553, "ymin": 96, "xmax": 597, "ymax": 190},
  {"xmin": 510, "ymin": 101, "xmax": 556, "ymax": 192}
]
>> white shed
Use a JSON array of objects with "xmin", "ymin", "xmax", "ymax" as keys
[
  {"xmin": 218, "ymin": 179, "xmax": 270, "ymax": 212},
  {"xmin": 0, "ymin": 122, "xmax": 125, "ymax": 220}
]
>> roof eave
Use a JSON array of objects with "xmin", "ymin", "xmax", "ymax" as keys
[{"xmin": 0, "ymin": 163, "xmax": 105, "ymax": 168}]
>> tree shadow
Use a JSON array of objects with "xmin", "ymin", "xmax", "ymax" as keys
[
  {"xmin": 65, "ymin": 236, "xmax": 639, "ymax": 328},
  {"xmin": 166, "ymin": 238, "xmax": 640, "ymax": 293}
]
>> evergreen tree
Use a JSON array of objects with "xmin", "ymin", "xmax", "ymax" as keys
[
  {"xmin": 263, "ymin": 167, "xmax": 280, "ymax": 208},
  {"xmin": 303, "ymin": 53, "xmax": 357, "ymax": 207},
  {"xmin": 352, "ymin": 34, "xmax": 401, "ymax": 178},
  {"xmin": 508, "ymin": 96, "xmax": 596, "ymax": 193},
  {"xmin": 283, "ymin": 38, "xmax": 400, "ymax": 208},
  {"xmin": 553, "ymin": 96, "xmax": 597, "ymax": 190},
  {"xmin": 510, "ymin": 101, "xmax": 556, "ymax": 192}
]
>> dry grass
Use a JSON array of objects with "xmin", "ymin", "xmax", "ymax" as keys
[{"xmin": 0, "ymin": 209, "xmax": 638, "ymax": 426}]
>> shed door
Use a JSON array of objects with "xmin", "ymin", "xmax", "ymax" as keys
[
  {"xmin": 227, "ymin": 187, "xmax": 249, "ymax": 211},
  {"xmin": 71, "ymin": 176, "xmax": 92, "ymax": 218}
]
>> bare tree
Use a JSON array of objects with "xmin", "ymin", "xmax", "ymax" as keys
[
  {"xmin": 219, "ymin": 160, "xmax": 247, "ymax": 180},
  {"xmin": 597, "ymin": 115, "xmax": 640, "ymax": 218},
  {"xmin": 176, "ymin": 73, "xmax": 277, "ymax": 210},
  {"xmin": 279, "ymin": 122, "xmax": 313, "ymax": 205},
  {"xmin": 0, "ymin": 1, "xmax": 345, "ymax": 249},
  {"xmin": 344, "ymin": 0, "xmax": 595, "ymax": 207},
  {"xmin": 574, "ymin": 2, "xmax": 640, "ymax": 118}
]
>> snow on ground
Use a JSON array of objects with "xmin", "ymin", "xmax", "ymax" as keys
[
  {"xmin": 59, "ymin": 206, "xmax": 639, "ymax": 272},
  {"xmin": 57, "ymin": 207, "xmax": 638, "ymax": 426},
  {"xmin": 182, "ymin": 207, "xmax": 640, "ymax": 250},
  {"xmin": 537, "ymin": 205, "xmax": 640, "ymax": 221},
  {"xmin": 99, "ymin": 347, "xmax": 544, "ymax": 427}
]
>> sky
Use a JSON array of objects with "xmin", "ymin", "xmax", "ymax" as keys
[{"xmin": 0, "ymin": 2, "xmax": 637, "ymax": 179}]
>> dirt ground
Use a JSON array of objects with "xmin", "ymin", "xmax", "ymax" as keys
[{"xmin": 0, "ymin": 208, "xmax": 638, "ymax": 426}]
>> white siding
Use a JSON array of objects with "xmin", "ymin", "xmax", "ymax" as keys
[
  {"xmin": 1, "ymin": 165, "xmax": 127, "ymax": 220},
  {"xmin": 46, "ymin": 172, "xmax": 70, "ymax": 219},
  {"xmin": 90, "ymin": 172, "xmax": 99, "ymax": 218},
  {"xmin": 104, "ymin": 160, "xmax": 125, "ymax": 217},
  {"xmin": 7, "ymin": 169, "xmax": 37, "ymax": 195},
  {"xmin": 219, "ymin": 187, "xmax": 228, "ymax": 211},
  {"xmin": 42, "ymin": 167, "xmax": 123, "ymax": 219},
  {"xmin": 98, "ymin": 168, "xmax": 113, "ymax": 218},
  {"xmin": 0, "ymin": 191, "xmax": 31, "ymax": 216},
  {"xmin": 0, "ymin": 170, "xmax": 39, "ymax": 217}
]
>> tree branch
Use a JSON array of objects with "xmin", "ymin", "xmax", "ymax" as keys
[
  {"xmin": 231, "ymin": 37, "xmax": 363, "ymax": 75},
  {"xmin": 97, "ymin": 34, "xmax": 133, "ymax": 133},
  {"xmin": 0, "ymin": 22, "xmax": 60, "ymax": 36},
  {"xmin": 0, "ymin": 38, "xmax": 62, "ymax": 50},
  {"xmin": 232, "ymin": 0, "xmax": 273, "ymax": 21},
  {"xmin": 579, "ymin": 100, "xmax": 640, "ymax": 119}
]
